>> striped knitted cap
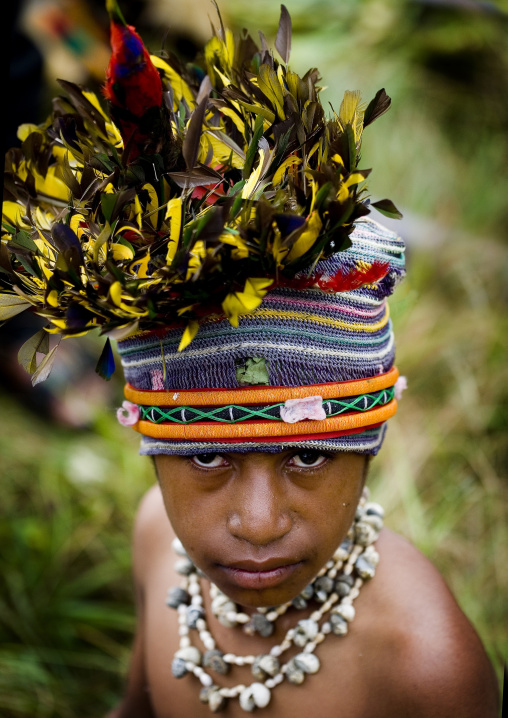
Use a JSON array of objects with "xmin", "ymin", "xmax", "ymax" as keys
[{"xmin": 116, "ymin": 217, "xmax": 405, "ymax": 455}]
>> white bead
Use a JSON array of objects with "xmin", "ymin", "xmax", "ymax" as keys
[
  {"xmin": 188, "ymin": 582, "xmax": 200, "ymax": 596},
  {"xmin": 270, "ymin": 646, "xmax": 282, "ymax": 657},
  {"xmin": 180, "ymin": 637, "xmax": 191, "ymax": 648},
  {"xmin": 322, "ymin": 622, "xmax": 332, "ymax": 634},
  {"xmin": 203, "ymin": 637, "xmax": 215, "ymax": 651},
  {"xmin": 178, "ymin": 626, "xmax": 189, "ymax": 636},
  {"xmin": 266, "ymin": 611, "xmax": 278, "ymax": 621},
  {"xmin": 191, "ymin": 595, "xmax": 203, "ymax": 605},
  {"xmin": 226, "ymin": 611, "xmax": 238, "ymax": 622},
  {"xmin": 200, "ymin": 673, "xmax": 213, "ymax": 687}
]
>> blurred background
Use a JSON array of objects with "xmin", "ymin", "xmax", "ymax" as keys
[{"xmin": 1, "ymin": 0, "xmax": 507, "ymax": 715}]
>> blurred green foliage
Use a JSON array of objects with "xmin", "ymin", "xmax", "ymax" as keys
[{"xmin": 2, "ymin": 0, "xmax": 507, "ymax": 715}]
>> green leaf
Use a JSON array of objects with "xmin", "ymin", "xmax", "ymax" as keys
[
  {"xmin": 10, "ymin": 231, "xmax": 38, "ymax": 253},
  {"xmin": 32, "ymin": 343, "xmax": 60, "ymax": 386},
  {"xmin": 371, "ymin": 199, "xmax": 403, "ymax": 220},
  {"xmin": 101, "ymin": 193, "xmax": 117, "ymax": 223},
  {"xmin": 18, "ymin": 329, "xmax": 50, "ymax": 375},
  {"xmin": 236, "ymin": 356, "xmax": 270, "ymax": 386},
  {"xmin": 0, "ymin": 295, "xmax": 32, "ymax": 321},
  {"xmin": 243, "ymin": 115, "xmax": 265, "ymax": 180}
]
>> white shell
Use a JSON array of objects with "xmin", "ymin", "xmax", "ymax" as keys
[
  {"xmin": 334, "ymin": 604, "xmax": 356, "ymax": 622},
  {"xmin": 294, "ymin": 618, "xmax": 318, "ymax": 647},
  {"xmin": 175, "ymin": 558, "xmax": 194, "ymax": 575},
  {"xmin": 208, "ymin": 689, "xmax": 226, "ymax": 712},
  {"xmin": 258, "ymin": 654, "xmax": 280, "ymax": 677},
  {"xmin": 294, "ymin": 652, "xmax": 320, "ymax": 674},
  {"xmin": 175, "ymin": 646, "xmax": 201, "ymax": 665},
  {"xmin": 246, "ymin": 683, "xmax": 271, "ymax": 711},
  {"xmin": 172, "ymin": 537, "xmax": 187, "ymax": 556},
  {"xmin": 361, "ymin": 513, "xmax": 384, "ymax": 531},
  {"xmin": 216, "ymin": 601, "xmax": 238, "ymax": 627},
  {"xmin": 239, "ymin": 683, "xmax": 271, "ymax": 711},
  {"xmin": 354, "ymin": 522, "xmax": 378, "ymax": 547},
  {"xmin": 211, "ymin": 595, "xmax": 231, "ymax": 613},
  {"xmin": 365, "ymin": 501, "xmax": 385, "ymax": 518}
]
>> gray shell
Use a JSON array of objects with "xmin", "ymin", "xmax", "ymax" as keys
[
  {"xmin": 334, "ymin": 579, "xmax": 352, "ymax": 598},
  {"xmin": 285, "ymin": 659, "xmax": 306, "ymax": 685},
  {"xmin": 315, "ymin": 576, "xmax": 334, "ymax": 594},
  {"xmin": 166, "ymin": 586, "xmax": 190, "ymax": 609},
  {"xmin": 171, "ymin": 656, "xmax": 188, "ymax": 678},
  {"xmin": 248, "ymin": 613, "xmax": 274, "ymax": 638},
  {"xmin": 292, "ymin": 595, "xmax": 308, "ymax": 610},
  {"xmin": 203, "ymin": 649, "xmax": 229, "ymax": 675},
  {"xmin": 186, "ymin": 605, "xmax": 205, "ymax": 629},
  {"xmin": 300, "ymin": 584, "xmax": 314, "ymax": 600},
  {"xmin": 330, "ymin": 613, "xmax": 348, "ymax": 636},
  {"xmin": 355, "ymin": 555, "xmax": 376, "ymax": 580},
  {"xmin": 252, "ymin": 654, "xmax": 280, "ymax": 680}
]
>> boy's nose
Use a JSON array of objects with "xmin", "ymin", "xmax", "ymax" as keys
[{"xmin": 226, "ymin": 471, "xmax": 292, "ymax": 547}]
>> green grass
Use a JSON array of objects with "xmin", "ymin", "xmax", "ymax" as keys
[{"xmin": 0, "ymin": 397, "xmax": 154, "ymax": 717}]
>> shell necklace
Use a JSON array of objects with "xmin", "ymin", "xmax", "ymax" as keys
[{"xmin": 166, "ymin": 488, "xmax": 384, "ymax": 713}]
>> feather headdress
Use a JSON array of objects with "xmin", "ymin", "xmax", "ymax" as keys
[{"xmin": 1, "ymin": 2, "xmax": 401, "ymax": 382}]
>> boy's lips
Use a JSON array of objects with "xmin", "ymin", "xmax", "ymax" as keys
[{"xmin": 217, "ymin": 559, "xmax": 302, "ymax": 590}]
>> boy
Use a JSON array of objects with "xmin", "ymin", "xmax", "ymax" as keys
[{"xmin": 1, "ymin": 3, "xmax": 498, "ymax": 716}]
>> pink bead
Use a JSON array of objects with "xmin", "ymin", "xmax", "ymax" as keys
[{"xmin": 116, "ymin": 400, "xmax": 140, "ymax": 426}]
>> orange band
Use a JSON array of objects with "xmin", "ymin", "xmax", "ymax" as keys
[
  {"xmin": 125, "ymin": 367, "xmax": 399, "ymax": 407},
  {"xmin": 132, "ymin": 400, "xmax": 397, "ymax": 440}
]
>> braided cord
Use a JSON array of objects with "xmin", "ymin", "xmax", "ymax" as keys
[{"xmin": 139, "ymin": 387, "xmax": 395, "ymax": 425}]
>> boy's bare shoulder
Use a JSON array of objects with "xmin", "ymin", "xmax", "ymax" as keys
[
  {"xmin": 132, "ymin": 484, "xmax": 175, "ymax": 584},
  {"xmin": 366, "ymin": 529, "xmax": 499, "ymax": 717}
]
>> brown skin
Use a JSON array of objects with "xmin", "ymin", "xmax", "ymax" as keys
[{"xmin": 108, "ymin": 450, "xmax": 499, "ymax": 718}]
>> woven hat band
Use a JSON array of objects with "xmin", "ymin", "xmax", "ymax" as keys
[{"xmin": 124, "ymin": 367, "xmax": 399, "ymax": 406}]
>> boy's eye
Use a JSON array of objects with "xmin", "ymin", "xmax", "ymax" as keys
[
  {"xmin": 288, "ymin": 451, "xmax": 328, "ymax": 468},
  {"xmin": 191, "ymin": 453, "xmax": 228, "ymax": 468}
]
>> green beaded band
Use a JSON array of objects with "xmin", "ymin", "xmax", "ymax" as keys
[{"xmin": 138, "ymin": 387, "xmax": 395, "ymax": 425}]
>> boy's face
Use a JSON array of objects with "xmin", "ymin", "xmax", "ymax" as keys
[{"xmin": 155, "ymin": 450, "xmax": 367, "ymax": 609}]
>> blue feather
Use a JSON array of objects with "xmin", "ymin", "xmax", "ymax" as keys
[{"xmin": 95, "ymin": 338, "xmax": 116, "ymax": 380}]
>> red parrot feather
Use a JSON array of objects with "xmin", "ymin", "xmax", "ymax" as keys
[{"xmin": 103, "ymin": 0, "xmax": 165, "ymax": 161}]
